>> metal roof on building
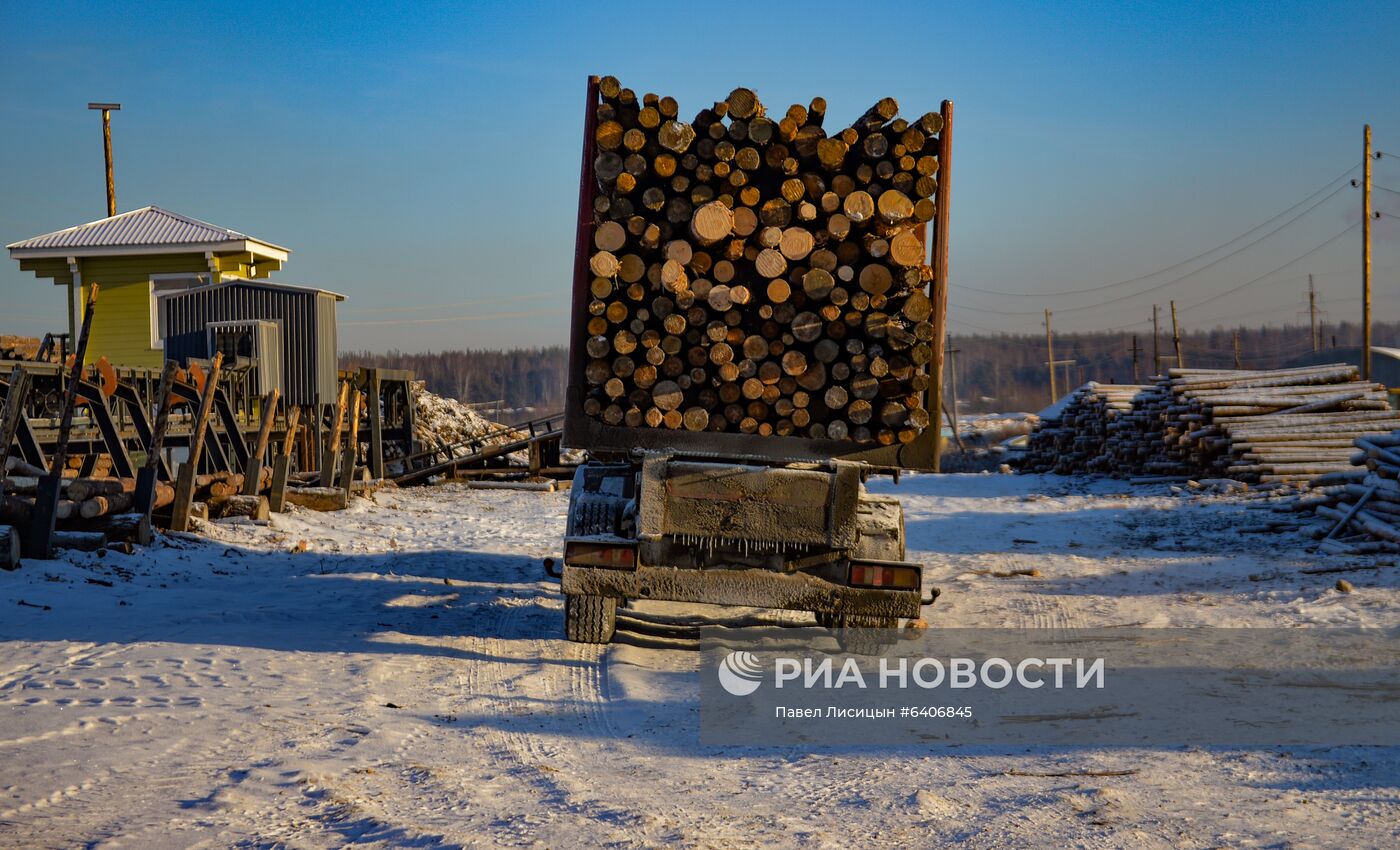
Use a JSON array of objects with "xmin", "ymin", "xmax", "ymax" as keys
[
  {"xmin": 6, "ymin": 206, "xmax": 290, "ymax": 258},
  {"xmin": 180, "ymin": 276, "xmax": 346, "ymax": 301}
]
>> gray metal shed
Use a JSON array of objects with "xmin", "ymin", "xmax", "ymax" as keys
[{"xmin": 161, "ymin": 277, "xmax": 344, "ymax": 406}]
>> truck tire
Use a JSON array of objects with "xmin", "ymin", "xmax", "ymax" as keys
[{"xmin": 565, "ymin": 593, "xmax": 617, "ymax": 644}]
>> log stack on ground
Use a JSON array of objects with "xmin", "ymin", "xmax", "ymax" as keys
[
  {"xmin": 1021, "ymin": 365, "xmax": 1400, "ymax": 483},
  {"xmin": 1269, "ymin": 429, "xmax": 1400, "ymax": 555},
  {"xmin": 580, "ymin": 77, "xmax": 942, "ymax": 445}
]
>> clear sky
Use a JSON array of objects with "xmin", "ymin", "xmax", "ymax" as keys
[{"xmin": 2, "ymin": 0, "xmax": 1398, "ymax": 352}]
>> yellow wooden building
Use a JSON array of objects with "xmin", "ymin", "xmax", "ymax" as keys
[{"xmin": 6, "ymin": 206, "xmax": 290, "ymax": 368}]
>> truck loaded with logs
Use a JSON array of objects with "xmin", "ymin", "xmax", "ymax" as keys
[{"xmin": 557, "ymin": 76, "xmax": 952, "ymax": 644}]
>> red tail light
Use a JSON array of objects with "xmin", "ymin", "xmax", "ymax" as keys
[{"xmin": 849, "ymin": 564, "xmax": 919, "ymax": 589}]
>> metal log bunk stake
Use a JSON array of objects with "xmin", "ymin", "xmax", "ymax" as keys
[
  {"xmin": 25, "ymin": 284, "xmax": 99, "ymax": 558},
  {"xmin": 168, "ymin": 352, "xmax": 225, "ymax": 533}
]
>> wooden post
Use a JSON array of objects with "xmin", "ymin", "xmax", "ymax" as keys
[
  {"xmin": 1363, "ymin": 123, "xmax": 1372, "ymax": 381},
  {"xmin": 169, "ymin": 352, "xmax": 224, "ymax": 532},
  {"xmin": 366, "ymin": 369, "xmax": 385, "ymax": 479},
  {"xmin": 1152, "ymin": 304, "xmax": 1161, "ymax": 375},
  {"xmin": 1308, "ymin": 274, "xmax": 1320, "ymax": 353},
  {"xmin": 1233, "ymin": 330, "xmax": 1242, "ymax": 369},
  {"xmin": 25, "ymin": 283, "xmax": 99, "ymax": 559},
  {"xmin": 133, "ymin": 361, "xmax": 176, "ymax": 530},
  {"xmin": 1170, "ymin": 300, "xmax": 1184, "ymax": 369},
  {"xmin": 242, "ymin": 389, "xmax": 281, "ymax": 496},
  {"xmin": 1128, "ymin": 335, "xmax": 1142, "ymax": 384},
  {"xmin": 320, "ymin": 381, "xmax": 350, "ymax": 487},
  {"xmin": 945, "ymin": 344, "xmax": 960, "ymax": 424},
  {"xmin": 269, "ymin": 406, "xmax": 301, "ymax": 513},
  {"xmin": 0, "ymin": 366, "xmax": 34, "ymax": 492},
  {"xmin": 337, "ymin": 390, "xmax": 362, "ymax": 495},
  {"xmin": 1044, "ymin": 309, "xmax": 1056, "ymax": 404}
]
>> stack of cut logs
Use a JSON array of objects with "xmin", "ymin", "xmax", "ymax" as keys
[
  {"xmin": 1265, "ymin": 430, "xmax": 1400, "ymax": 554},
  {"xmin": 1021, "ymin": 365, "xmax": 1400, "ymax": 482},
  {"xmin": 1021, "ymin": 383, "xmax": 1155, "ymax": 474},
  {"xmin": 581, "ymin": 77, "xmax": 940, "ymax": 444},
  {"xmin": 2, "ymin": 456, "xmax": 273, "ymax": 528}
]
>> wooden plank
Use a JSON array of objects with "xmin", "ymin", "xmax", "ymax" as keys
[
  {"xmin": 169, "ymin": 352, "xmax": 225, "ymax": 533},
  {"xmin": 320, "ymin": 381, "xmax": 350, "ymax": 487},
  {"xmin": 242, "ymin": 389, "xmax": 281, "ymax": 496},
  {"xmin": 268, "ymin": 406, "xmax": 301, "ymax": 514}
]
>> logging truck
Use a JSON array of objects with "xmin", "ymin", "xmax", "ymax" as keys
[{"xmin": 558, "ymin": 76, "xmax": 952, "ymax": 644}]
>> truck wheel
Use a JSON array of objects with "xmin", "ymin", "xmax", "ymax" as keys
[{"xmin": 565, "ymin": 594, "xmax": 617, "ymax": 644}]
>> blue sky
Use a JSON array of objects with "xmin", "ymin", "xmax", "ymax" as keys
[{"xmin": 2, "ymin": 0, "xmax": 1398, "ymax": 351}]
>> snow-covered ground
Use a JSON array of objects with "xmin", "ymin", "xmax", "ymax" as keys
[{"xmin": 2, "ymin": 474, "xmax": 1397, "ymax": 848}]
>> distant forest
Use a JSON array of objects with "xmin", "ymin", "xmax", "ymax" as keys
[{"xmin": 342, "ymin": 320, "xmax": 1399, "ymax": 417}]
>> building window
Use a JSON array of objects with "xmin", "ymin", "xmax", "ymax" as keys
[{"xmin": 150, "ymin": 273, "xmax": 209, "ymax": 348}]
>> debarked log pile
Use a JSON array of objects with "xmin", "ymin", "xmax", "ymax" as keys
[
  {"xmin": 1020, "ymin": 365, "xmax": 1400, "ymax": 482},
  {"xmin": 581, "ymin": 76, "xmax": 943, "ymax": 445},
  {"xmin": 1267, "ymin": 430, "xmax": 1400, "ymax": 554}
]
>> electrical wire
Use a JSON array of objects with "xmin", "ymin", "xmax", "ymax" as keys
[
  {"xmin": 1176, "ymin": 222, "xmax": 1359, "ymax": 313},
  {"xmin": 950, "ymin": 162, "xmax": 1358, "ymax": 298},
  {"xmin": 950, "ymin": 183, "xmax": 1354, "ymax": 316}
]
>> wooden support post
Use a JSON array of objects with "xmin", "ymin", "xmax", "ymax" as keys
[
  {"xmin": 242, "ymin": 389, "xmax": 281, "ymax": 496},
  {"xmin": 1152, "ymin": 304, "xmax": 1161, "ymax": 375},
  {"xmin": 928, "ymin": 98, "xmax": 953, "ymax": 472},
  {"xmin": 25, "ymin": 283, "xmax": 99, "ymax": 559},
  {"xmin": 0, "ymin": 366, "xmax": 34, "ymax": 493},
  {"xmin": 269, "ymin": 406, "xmax": 301, "ymax": 513},
  {"xmin": 1044, "ymin": 309, "xmax": 1057, "ymax": 404},
  {"xmin": 366, "ymin": 369, "xmax": 386, "ymax": 480},
  {"xmin": 1170, "ymin": 300, "xmax": 1184, "ymax": 369},
  {"xmin": 168, "ymin": 352, "xmax": 224, "ymax": 532},
  {"xmin": 133, "ymin": 361, "xmax": 176, "ymax": 537},
  {"xmin": 337, "ymin": 390, "xmax": 363, "ymax": 495},
  {"xmin": 320, "ymin": 382, "xmax": 350, "ymax": 487},
  {"xmin": 1363, "ymin": 123, "xmax": 1372, "ymax": 382}
]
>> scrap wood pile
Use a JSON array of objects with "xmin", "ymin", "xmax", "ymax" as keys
[
  {"xmin": 1021, "ymin": 365, "xmax": 1400, "ymax": 483},
  {"xmin": 1267, "ymin": 430, "xmax": 1400, "ymax": 555},
  {"xmin": 582, "ymin": 76, "xmax": 942, "ymax": 444}
]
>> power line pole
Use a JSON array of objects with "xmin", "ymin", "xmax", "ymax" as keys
[
  {"xmin": 1170, "ymin": 300, "xmax": 1184, "ymax": 369},
  {"xmin": 1128, "ymin": 334, "xmax": 1143, "ymax": 383},
  {"xmin": 1152, "ymin": 304, "xmax": 1161, "ymax": 376},
  {"xmin": 1233, "ymin": 330, "xmax": 1242, "ymax": 369},
  {"xmin": 1044, "ymin": 309, "xmax": 1056, "ymax": 404},
  {"xmin": 1363, "ymin": 123, "xmax": 1372, "ymax": 381},
  {"xmin": 87, "ymin": 102, "xmax": 121, "ymax": 216},
  {"xmin": 1308, "ymin": 274, "xmax": 1320, "ymax": 353}
]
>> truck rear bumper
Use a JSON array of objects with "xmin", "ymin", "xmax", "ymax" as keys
[{"xmin": 561, "ymin": 564, "xmax": 922, "ymax": 619}]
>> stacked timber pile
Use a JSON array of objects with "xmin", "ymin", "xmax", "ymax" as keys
[
  {"xmin": 2, "ymin": 457, "xmax": 272, "ymax": 528},
  {"xmin": 1266, "ymin": 431, "xmax": 1400, "ymax": 555},
  {"xmin": 1021, "ymin": 383, "xmax": 1156, "ymax": 474},
  {"xmin": 1020, "ymin": 365, "xmax": 1400, "ymax": 482},
  {"xmin": 1151, "ymin": 365, "xmax": 1400, "ymax": 483},
  {"xmin": 581, "ymin": 76, "xmax": 941, "ymax": 444}
]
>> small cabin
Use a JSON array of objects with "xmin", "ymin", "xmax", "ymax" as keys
[{"xmin": 6, "ymin": 206, "xmax": 291, "ymax": 369}]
